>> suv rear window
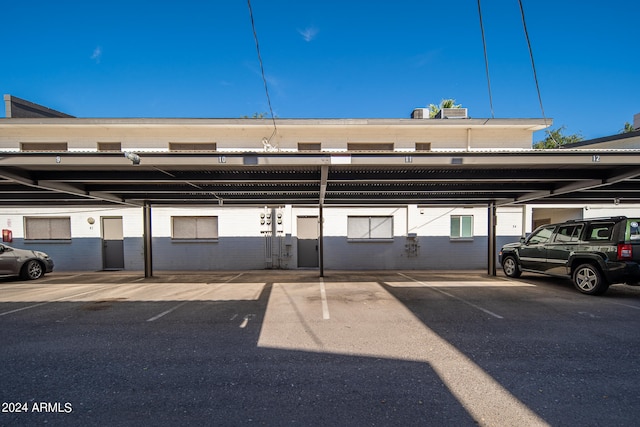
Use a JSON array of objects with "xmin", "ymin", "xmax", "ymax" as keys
[
  {"xmin": 626, "ymin": 219, "xmax": 640, "ymax": 241},
  {"xmin": 585, "ymin": 223, "xmax": 614, "ymax": 241}
]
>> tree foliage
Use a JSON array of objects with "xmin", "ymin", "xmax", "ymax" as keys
[
  {"xmin": 621, "ymin": 122, "xmax": 635, "ymax": 134},
  {"xmin": 533, "ymin": 126, "xmax": 584, "ymax": 149},
  {"xmin": 428, "ymin": 98, "xmax": 462, "ymax": 118}
]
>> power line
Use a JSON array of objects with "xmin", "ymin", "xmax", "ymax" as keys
[
  {"xmin": 247, "ymin": 0, "xmax": 277, "ymax": 144},
  {"xmin": 518, "ymin": 0, "xmax": 554, "ymax": 145},
  {"xmin": 477, "ymin": 0, "xmax": 495, "ymax": 119}
]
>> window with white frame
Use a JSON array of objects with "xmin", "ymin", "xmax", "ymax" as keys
[
  {"xmin": 347, "ymin": 216, "xmax": 393, "ymax": 240},
  {"xmin": 172, "ymin": 216, "xmax": 218, "ymax": 240},
  {"xmin": 25, "ymin": 217, "xmax": 71, "ymax": 240},
  {"xmin": 450, "ymin": 215, "xmax": 473, "ymax": 239}
]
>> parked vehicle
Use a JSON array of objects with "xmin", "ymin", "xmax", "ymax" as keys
[
  {"xmin": 0, "ymin": 244, "xmax": 54, "ymax": 280},
  {"xmin": 499, "ymin": 216, "xmax": 640, "ymax": 295}
]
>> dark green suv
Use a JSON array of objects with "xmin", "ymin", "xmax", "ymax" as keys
[{"xmin": 499, "ymin": 216, "xmax": 640, "ymax": 295}]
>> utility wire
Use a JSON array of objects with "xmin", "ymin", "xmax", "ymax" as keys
[
  {"xmin": 518, "ymin": 0, "xmax": 555, "ymax": 145},
  {"xmin": 477, "ymin": 0, "xmax": 495, "ymax": 118},
  {"xmin": 247, "ymin": 0, "xmax": 278, "ymax": 144}
]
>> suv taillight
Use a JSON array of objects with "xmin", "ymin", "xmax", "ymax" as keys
[{"xmin": 617, "ymin": 243, "xmax": 633, "ymax": 260}]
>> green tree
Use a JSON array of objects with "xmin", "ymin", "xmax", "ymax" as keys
[
  {"xmin": 533, "ymin": 126, "xmax": 584, "ymax": 149},
  {"xmin": 621, "ymin": 122, "xmax": 635, "ymax": 133},
  {"xmin": 428, "ymin": 98, "xmax": 462, "ymax": 118}
]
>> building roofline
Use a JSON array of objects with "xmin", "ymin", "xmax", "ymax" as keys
[
  {"xmin": 4, "ymin": 95, "xmax": 75, "ymax": 118},
  {"xmin": 562, "ymin": 130, "xmax": 640, "ymax": 148},
  {"xmin": 1, "ymin": 94, "xmax": 551, "ymax": 130},
  {"xmin": 0, "ymin": 116, "xmax": 551, "ymax": 130}
]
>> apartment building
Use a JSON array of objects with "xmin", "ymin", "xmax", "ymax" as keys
[{"xmin": 5, "ymin": 94, "xmax": 618, "ymax": 273}]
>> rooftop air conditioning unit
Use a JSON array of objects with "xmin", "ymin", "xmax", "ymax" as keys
[
  {"xmin": 435, "ymin": 108, "xmax": 468, "ymax": 119},
  {"xmin": 411, "ymin": 108, "xmax": 430, "ymax": 119}
]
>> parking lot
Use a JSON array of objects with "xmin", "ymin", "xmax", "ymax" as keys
[{"xmin": 2, "ymin": 269, "xmax": 640, "ymax": 426}]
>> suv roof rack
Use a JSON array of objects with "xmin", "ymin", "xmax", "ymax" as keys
[{"xmin": 565, "ymin": 216, "xmax": 627, "ymax": 223}]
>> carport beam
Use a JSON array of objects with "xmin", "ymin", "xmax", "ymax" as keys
[{"xmin": 144, "ymin": 202, "xmax": 153, "ymax": 278}]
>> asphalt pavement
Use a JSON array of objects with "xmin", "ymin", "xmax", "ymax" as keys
[{"xmin": 1, "ymin": 270, "xmax": 640, "ymax": 426}]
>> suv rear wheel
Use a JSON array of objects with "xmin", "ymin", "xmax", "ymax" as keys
[
  {"xmin": 573, "ymin": 263, "xmax": 609, "ymax": 295},
  {"xmin": 502, "ymin": 256, "xmax": 522, "ymax": 278}
]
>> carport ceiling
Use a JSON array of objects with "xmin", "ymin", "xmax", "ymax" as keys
[{"xmin": 1, "ymin": 150, "xmax": 640, "ymax": 207}]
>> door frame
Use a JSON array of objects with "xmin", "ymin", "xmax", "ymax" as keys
[
  {"xmin": 297, "ymin": 215, "xmax": 319, "ymax": 268},
  {"xmin": 101, "ymin": 216, "xmax": 125, "ymax": 270}
]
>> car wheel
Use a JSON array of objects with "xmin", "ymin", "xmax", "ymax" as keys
[
  {"xmin": 502, "ymin": 256, "xmax": 522, "ymax": 278},
  {"xmin": 21, "ymin": 260, "xmax": 44, "ymax": 280},
  {"xmin": 573, "ymin": 263, "xmax": 609, "ymax": 295}
]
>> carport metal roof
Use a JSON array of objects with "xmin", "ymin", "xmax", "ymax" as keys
[
  {"xmin": 1, "ymin": 148, "xmax": 640, "ymax": 207},
  {"xmin": 4, "ymin": 147, "xmax": 640, "ymax": 278}
]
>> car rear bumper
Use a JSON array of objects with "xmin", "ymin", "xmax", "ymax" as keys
[{"xmin": 603, "ymin": 261, "xmax": 640, "ymax": 284}]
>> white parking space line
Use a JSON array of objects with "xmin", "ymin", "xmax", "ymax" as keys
[
  {"xmin": 146, "ymin": 300, "xmax": 193, "ymax": 322},
  {"xmin": 397, "ymin": 273, "xmax": 504, "ymax": 319},
  {"xmin": 606, "ymin": 300, "xmax": 640, "ymax": 310},
  {"xmin": 239, "ymin": 314, "xmax": 255, "ymax": 328},
  {"xmin": 319, "ymin": 278, "xmax": 330, "ymax": 320},
  {"xmin": 0, "ymin": 302, "xmax": 52, "ymax": 316},
  {"xmin": 0, "ymin": 286, "xmax": 120, "ymax": 317},
  {"xmin": 146, "ymin": 272, "xmax": 245, "ymax": 322}
]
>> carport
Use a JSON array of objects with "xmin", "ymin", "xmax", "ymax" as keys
[{"xmin": 2, "ymin": 148, "xmax": 640, "ymax": 277}]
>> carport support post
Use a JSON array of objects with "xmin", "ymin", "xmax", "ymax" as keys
[
  {"xmin": 318, "ymin": 165, "xmax": 328, "ymax": 278},
  {"xmin": 143, "ymin": 202, "xmax": 153, "ymax": 278},
  {"xmin": 488, "ymin": 202, "xmax": 497, "ymax": 276},
  {"xmin": 319, "ymin": 204, "xmax": 324, "ymax": 277}
]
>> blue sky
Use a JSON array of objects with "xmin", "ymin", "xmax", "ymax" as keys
[{"xmin": 2, "ymin": 0, "xmax": 638, "ymax": 142}]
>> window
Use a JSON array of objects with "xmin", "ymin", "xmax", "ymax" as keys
[
  {"xmin": 21, "ymin": 142, "xmax": 68, "ymax": 151},
  {"xmin": 347, "ymin": 216, "xmax": 393, "ymax": 240},
  {"xmin": 553, "ymin": 224, "xmax": 583, "ymax": 243},
  {"xmin": 450, "ymin": 215, "xmax": 473, "ymax": 239},
  {"xmin": 527, "ymin": 226, "xmax": 555, "ymax": 244},
  {"xmin": 98, "ymin": 142, "xmax": 122, "ymax": 151},
  {"xmin": 347, "ymin": 143, "xmax": 394, "ymax": 151},
  {"xmin": 169, "ymin": 142, "xmax": 217, "ymax": 151},
  {"xmin": 25, "ymin": 217, "xmax": 71, "ymax": 240},
  {"xmin": 172, "ymin": 216, "xmax": 218, "ymax": 240},
  {"xmin": 627, "ymin": 220, "xmax": 640, "ymax": 241},
  {"xmin": 585, "ymin": 223, "xmax": 614, "ymax": 241},
  {"xmin": 415, "ymin": 142, "xmax": 432, "ymax": 151},
  {"xmin": 298, "ymin": 142, "xmax": 321, "ymax": 151}
]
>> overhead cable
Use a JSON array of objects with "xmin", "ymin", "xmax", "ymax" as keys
[
  {"xmin": 477, "ymin": 0, "xmax": 495, "ymax": 118},
  {"xmin": 247, "ymin": 0, "xmax": 278, "ymax": 144},
  {"xmin": 518, "ymin": 0, "xmax": 554, "ymax": 144}
]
